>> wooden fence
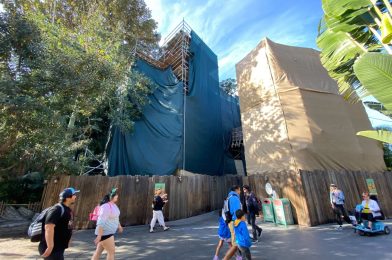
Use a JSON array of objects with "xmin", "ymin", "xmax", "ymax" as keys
[
  {"xmin": 300, "ymin": 170, "xmax": 392, "ymax": 226},
  {"xmin": 41, "ymin": 171, "xmax": 392, "ymax": 229},
  {"xmin": 41, "ymin": 174, "xmax": 243, "ymax": 229}
]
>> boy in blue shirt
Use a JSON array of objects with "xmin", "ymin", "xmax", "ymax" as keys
[{"xmin": 234, "ymin": 209, "xmax": 252, "ymax": 260}]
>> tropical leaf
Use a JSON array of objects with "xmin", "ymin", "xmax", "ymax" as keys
[
  {"xmin": 354, "ymin": 53, "xmax": 392, "ymax": 110},
  {"xmin": 322, "ymin": 0, "xmax": 370, "ymax": 18},
  {"xmin": 357, "ymin": 130, "xmax": 392, "ymax": 143},
  {"xmin": 317, "ymin": 28, "xmax": 367, "ymax": 98}
]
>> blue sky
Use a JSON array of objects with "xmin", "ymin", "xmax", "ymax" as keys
[{"xmin": 144, "ymin": 0, "xmax": 324, "ymax": 80}]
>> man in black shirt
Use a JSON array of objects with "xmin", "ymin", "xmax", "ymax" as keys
[
  {"xmin": 149, "ymin": 189, "xmax": 169, "ymax": 233},
  {"xmin": 39, "ymin": 187, "xmax": 79, "ymax": 260}
]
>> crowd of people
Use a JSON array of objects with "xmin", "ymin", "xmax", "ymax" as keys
[{"xmin": 36, "ymin": 183, "xmax": 381, "ymax": 260}]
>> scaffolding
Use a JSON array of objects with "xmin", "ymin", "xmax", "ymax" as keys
[
  {"xmin": 136, "ymin": 20, "xmax": 192, "ymax": 92},
  {"xmin": 136, "ymin": 20, "xmax": 192, "ymax": 170}
]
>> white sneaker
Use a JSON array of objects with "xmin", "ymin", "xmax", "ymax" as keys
[
  {"xmin": 149, "ymin": 229, "xmax": 154, "ymax": 233},
  {"xmin": 335, "ymin": 226, "xmax": 343, "ymax": 230},
  {"xmin": 163, "ymin": 226, "xmax": 170, "ymax": 231}
]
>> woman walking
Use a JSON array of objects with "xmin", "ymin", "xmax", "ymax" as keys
[{"xmin": 92, "ymin": 188, "xmax": 123, "ymax": 260}]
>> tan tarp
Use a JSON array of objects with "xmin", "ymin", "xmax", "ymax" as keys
[{"xmin": 236, "ymin": 38, "xmax": 386, "ymax": 174}]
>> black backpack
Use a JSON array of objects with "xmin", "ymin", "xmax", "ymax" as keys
[{"xmin": 28, "ymin": 203, "xmax": 64, "ymax": 242}]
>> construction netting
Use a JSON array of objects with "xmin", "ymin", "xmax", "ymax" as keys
[
  {"xmin": 236, "ymin": 38, "xmax": 386, "ymax": 174},
  {"xmin": 107, "ymin": 31, "xmax": 241, "ymax": 176}
]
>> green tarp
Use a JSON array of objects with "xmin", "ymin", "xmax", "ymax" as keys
[{"xmin": 107, "ymin": 31, "xmax": 241, "ymax": 176}]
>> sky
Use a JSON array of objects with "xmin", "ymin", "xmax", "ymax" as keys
[{"xmin": 144, "ymin": 0, "xmax": 324, "ymax": 80}]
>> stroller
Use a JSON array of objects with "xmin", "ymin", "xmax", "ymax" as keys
[{"xmin": 350, "ymin": 201, "xmax": 390, "ymax": 236}]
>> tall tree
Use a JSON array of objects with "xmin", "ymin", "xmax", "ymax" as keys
[{"xmin": 0, "ymin": 0, "xmax": 160, "ymax": 176}]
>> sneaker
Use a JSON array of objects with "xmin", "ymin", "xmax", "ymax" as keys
[
  {"xmin": 213, "ymin": 256, "xmax": 219, "ymax": 260},
  {"xmin": 252, "ymin": 238, "xmax": 258, "ymax": 243},
  {"xmin": 149, "ymin": 230, "xmax": 154, "ymax": 233},
  {"xmin": 163, "ymin": 226, "xmax": 170, "ymax": 231},
  {"xmin": 335, "ymin": 226, "xmax": 343, "ymax": 230}
]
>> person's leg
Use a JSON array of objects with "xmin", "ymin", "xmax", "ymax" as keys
[
  {"xmin": 100, "ymin": 236, "xmax": 115, "ymax": 260},
  {"xmin": 224, "ymin": 222, "xmax": 237, "ymax": 260},
  {"xmin": 91, "ymin": 242, "xmax": 105, "ymax": 260},
  {"xmin": 150, "ymin": 210, "xmax": 158, "ymax": 231},
  {"xmin": 214, "ymin": 239, "xmax": 224, "ymax": 258},
  {"xmin": 156, "ymin": 210, "xmax": 168, "ymax": 229},
  {"xmin": 223, "ymin": 245, "xmax": 238, "ymax": 260},
  {"xmin": 340, "ymin": 205, "xmax": 351, "ymax": 224},
  {"xmin": 243, "ymin": 247, "xmax": 252, "ymax": 260},
  {"xmin": 333, "ymin": 207, "xmax": 343, "ymax": 226},
  {"xmin": 249, "ymin": 213, "xmax": 257, "ymax": 240}
]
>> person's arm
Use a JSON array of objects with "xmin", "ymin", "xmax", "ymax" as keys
[
  {"xmin": 118, "ymin": 223, "xmax": 123, "ymax": 233},
  {"xmin": 329, "ymin": 192, "xmax": 334, "ymax": 207},
  {"xmin": 41, "ymin": 224, "xmax": 55, "ymax": 257},
  {"xmin": 94, "ymin": 205, "xmax": 107, "ymax": 244},
  {"xmin": 371, "ymin": 200, "xmax": 380, "ymax": 212}
]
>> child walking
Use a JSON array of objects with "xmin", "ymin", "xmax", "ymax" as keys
[
  {"xmin": 234, "ymin": 209, "xmax": 252, "ymax": 260},
  {"xmin": 213, "ymin": 215, "xmax": 232, "ymax": 260}
]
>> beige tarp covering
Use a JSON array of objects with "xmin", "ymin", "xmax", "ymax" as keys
[{"xmin": 236, "ymin": 38, "xmax": 386, "ymax": 174}]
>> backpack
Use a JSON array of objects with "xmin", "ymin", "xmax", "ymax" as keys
[
  {"xmin": 89, "ymin": 205, "xmax": 100, "ymax": 221},
  {"xmin": 28, "ymin": 203, "xmax": 64, "ymax": 242},
  {"xmin": 222, "ymin": 195, "xmax": 234, "ymax": 224},
  {"xmin": 254, "ymin": 196, "xmax": 262, "ymax": 213}
]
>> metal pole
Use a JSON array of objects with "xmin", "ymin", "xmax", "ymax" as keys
[{"xmin": 182, "ymin": 19, "xmax": 186, "ymax": 171}]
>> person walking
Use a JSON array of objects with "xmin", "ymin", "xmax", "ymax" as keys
[
  {"xmin": 213, "ymin": 213, "xmax": 232, "ymax": 260},
  {"xmin": 242, "ymin": 185, "xmax": 262, "ymax": 242},
  {"xmin": 38, "ymin": 187, "xmax": 79, "ymax": 260},
  {"xmin": 92, "ymin": 188, "xmax": 123, "ymax": 260},
  {"xmin": 149, "ymin": 188, "xmax": 169, "ymax": 233},
  {"xmin": 234, "ymin": 209, "xmax": 252, "ymax": 260},
  {"xmin": 330, "ymin": 184, "xmax": 351, "ymax": 230},
  {"xmin": 223, "ymin": 185, "xmax": 242, "ymax": 260}
]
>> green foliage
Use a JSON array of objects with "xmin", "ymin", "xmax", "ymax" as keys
[
  {"xmin": 219, "ymin": 78, "xmax": 237, "ymax": 96},
  {"xmin": 318, "ymin": 0, "xmax": 392, "ymax": 144},
  {"xmin": 354, "ymin": 53, "xmax": 392, "ymax": 110},
  {"xmin": 0, "ymin": 172, "xmax": 44, "ymax": 203},
  {"xmin": 357, "ymin": 130, "xmax": 392, "ymax": 143},
  {"xmin": 0, "ymin": 0, "xmax": 160, "ymax": 179}
]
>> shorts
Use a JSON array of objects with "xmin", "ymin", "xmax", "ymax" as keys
[
  {"xmin": 219, "ymin": 236, "xmax": 231, "ymax": 243},
  {"xmin": 99, "ymin": 234, "xmax": 114, "ymax": 241}
]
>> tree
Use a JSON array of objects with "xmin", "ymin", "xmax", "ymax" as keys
[
  {"xmin": 0, "ymin": 1, "xmax": 160, "ymax": 177},
  {"xmin": 317, "ymin": 0, "xmax": 392, "ymax": 143},
  {"xmin": 219, "ymin": 78, "xmax": 237, "ymax": 96}
]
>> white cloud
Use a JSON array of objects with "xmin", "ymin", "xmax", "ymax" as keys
[{"xmin": 144, "ymin": 1, "xmax": 321, "ymax": 80}]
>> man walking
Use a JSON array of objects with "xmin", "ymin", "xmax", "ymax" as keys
[
  {"xmin": 223, "ymin": 185, "xmax": 242, "ymax": 260},
  {"xmin": 243, "ymin": 185, "xmax": 262, "ymax": 242},
  {"xmin": 39, "ymin": 187, "xmax": 79, "ymax": 260},
  {"xmin": 330, "ymin": 184, "xmax": 351, "ymax": 230}
]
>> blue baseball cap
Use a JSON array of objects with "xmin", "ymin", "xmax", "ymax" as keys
[{"xmin": 60, "ymin": 187, "xmax": 80, "ymax": 199}]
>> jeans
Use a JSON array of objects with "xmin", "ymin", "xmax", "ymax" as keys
[
  {"xmin": 238, "ymin": 245, "xmax": 252, "ymax": 260},
  {"xmin": 247, "ymin": 213, "xmax": 262, "ymax": 239},
  {"xmin": 333, "ymin": 204, "xmax": 351, "ymax": 226}
]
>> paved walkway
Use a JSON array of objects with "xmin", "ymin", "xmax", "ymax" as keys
[{"xmin": 0, "ymin": 211, "xmax": 391, "ymax": 259}]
